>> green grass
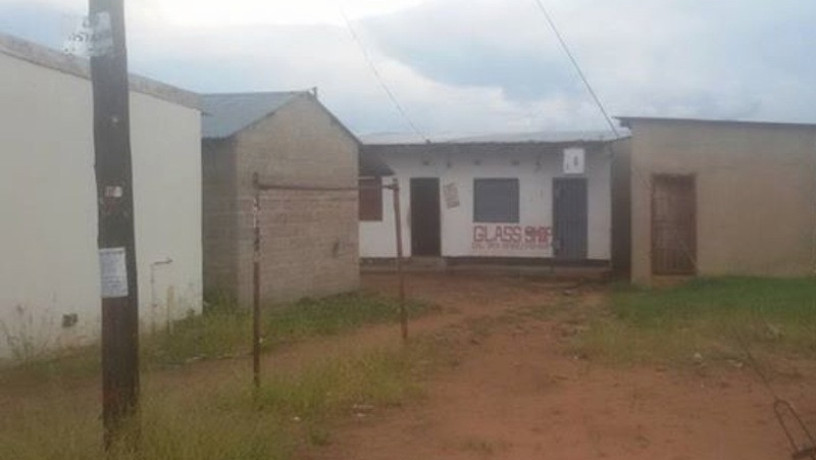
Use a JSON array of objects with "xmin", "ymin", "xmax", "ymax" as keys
[
  {"xmin": 1, "ymin": 344, "xmax": 431, "ymax": 460},
  {"xmin": 0, "ymin": 290, "xmax": 439, "ymax": 459},
  {"xmin": 144, "ymin": 292, "xmax": 434, "ymax": 365},
  {"xmin": 576, "ymin": 277, "xmax": 816, "ymax": 365},
  {"xmin": 0, "ymin": 291, "xmax": 435, "ymax": 384}
]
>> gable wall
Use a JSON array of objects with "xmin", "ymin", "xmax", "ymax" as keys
[{"xmin": 232, "ymin": 96, "xmax": 360, "ymax": 304}]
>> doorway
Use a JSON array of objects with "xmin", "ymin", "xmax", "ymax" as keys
[
  {"xmin": 410, "ymin": 178, "xmax": 441, "ymax": 256},
  {"xmin": 553, "ymin": 178, "xmax": 588, "ymax": 260},
  {"xmin": 651, "ymin": 174, "xmax": 696, "ymax": 275}
]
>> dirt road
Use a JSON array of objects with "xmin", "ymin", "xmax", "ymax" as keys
[{"xmin": 308, "ymin": 272, "xmax": 816, "ymax": 460}]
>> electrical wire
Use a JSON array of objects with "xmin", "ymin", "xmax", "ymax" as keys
[
  {"xmin": 531, "ymin": 0, "xmax": 620, "ymax": 138},
  {"xmin": 532, "ymin": 0, "xmax": 697, "ymax": 272},
  {"xmin": 338, "ymin": 7, "xmax": 430, "ymax": 143}
]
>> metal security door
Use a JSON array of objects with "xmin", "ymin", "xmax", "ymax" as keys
[
  {"xmin": 410, "ymin": 178, "xmax": 441, "ymax": 256},
  {"xmin": 651, "ymin": 175, "xmax": 696, "ymax": 275},
  {"xmin": 553, "ymin": 178, "xmax": 588, "ymax": 260}
]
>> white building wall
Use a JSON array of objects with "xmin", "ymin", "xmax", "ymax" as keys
[
  {"xmin": 360, "ymin": 146, "xmax": 610, "ymax": 260},
  {"xmin": 0, "ymin": 50, "xmax": 202, "ymax": 359}
]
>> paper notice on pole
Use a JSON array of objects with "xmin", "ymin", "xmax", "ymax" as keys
[{"xmin": 99, "ymin": 247, "xmax": 128, "ymax": 298}]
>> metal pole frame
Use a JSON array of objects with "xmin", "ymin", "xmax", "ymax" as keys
[
  {"xmin": 248, "ymin": 175, "xmax": 408, "ymax": 386},
  {"xmin": 391, "ymin": 178, "xmax": 407, "ymax": 341},
  {"xmin": 252, "ymin": 173, "xmax": 262, "ymax": 390}
]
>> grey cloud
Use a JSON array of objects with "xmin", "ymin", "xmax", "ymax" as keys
[
  {"xmin": 1, "ymin": 0, "xmax": 814, "ymax": 135},
  {"xmin": 362, "ymin": 0, "xmax": 580, "ymax": 101},
  {"xmin": 362, "ymin": 0, "xmax": 816, "ymax": 124}
]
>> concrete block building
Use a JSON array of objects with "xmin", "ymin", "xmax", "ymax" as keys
[
  {"xmin": 614, "ymin": 117, "xmax": 816, "ymax": 284},
  {"xmin": 359, "ymin": 132, "xmax": 628, "ymax": 265},
  {"xmin": 201, "ymin": 92, "xmax": 362, "ymax": 305},
  {"xmin": 0, "ymin": 33, "xmax": 203, "ymax": 359}
]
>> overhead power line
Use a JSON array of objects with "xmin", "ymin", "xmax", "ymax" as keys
[
  {"xmin": 339, "ymin": 7, "xmax": 430, "ymax": 143},
  {"xmin": 532, "ymin": 0, "xmax": 621, "ymax": 138},
  {"xmin": 532, "ymin": 0, "xmax": 697, "ymax": 270}
]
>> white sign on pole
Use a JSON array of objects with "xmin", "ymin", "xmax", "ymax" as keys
[
  {"xmin": 63, "ymin": 12, "xmax": 114, "ymax": 58},
  {"xmin": 563, "ymin": 147, "xmax": 586, "ymax": 174}
]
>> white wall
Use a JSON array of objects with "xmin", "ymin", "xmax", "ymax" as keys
[
  {"xmin": 0, "ymin": 51, "xmax": 202, "ymax": 359},
  {"xmin": 360, "ymin": 146, "xmax": 611, "ymax": 260}
]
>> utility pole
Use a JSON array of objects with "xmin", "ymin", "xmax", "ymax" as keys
[{"xmin": 88, "ymin": 0, "xmax": 140, "ymax": 449}]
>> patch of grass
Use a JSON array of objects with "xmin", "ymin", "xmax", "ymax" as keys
[
  {"xmin": 142, "ymin": 293, "xmax": 433, "ymax": 364},
  {"xmin": 0, "ymin": 291, "xmax": 436, "ymax": 389},
  {"xmin": 1, "ymin": 343, "xmax": 434, "ymax": 460},
  {"xmin": 575, "ymin": 277, "xmax": 816, "ymax": 365},
  {"xmin": 0, "ymin": 343, "xmax": 100, "ymax": 389},
  {"xmin": 143, "ymin": 292, "xmax": 435, "ymax": 366},
  {"xmin": 266, "ymin": 293, "xmax": 434, "ymax": 340},
  {"xmin": 253, "ymin": 347, "xmax": 422, "ymax": 420}
]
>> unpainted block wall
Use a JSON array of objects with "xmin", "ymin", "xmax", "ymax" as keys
[
  {"xmin": 233, "ymin": 95, "xmax": 360, "ymax": 305},
  {"xmin": 202, "ymin": 138, "xmax": 238, "ymax": 301}
]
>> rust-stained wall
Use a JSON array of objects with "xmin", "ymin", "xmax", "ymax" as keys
[
  {"xmin": 202, "ymin": 95, "xmax": 359, "ymax": 306},
  {"xmin": 625, "ymin": 119, "xmax": 816, "ymax": 284}
]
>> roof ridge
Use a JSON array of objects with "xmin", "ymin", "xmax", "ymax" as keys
[{"xmin": 201, "ymin": 90, "xmax": 310, "ymax": 98}]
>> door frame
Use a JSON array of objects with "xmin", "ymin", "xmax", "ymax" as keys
[
  {"xmin": 650, "ymin": 173, "xmax": 697, "ymax": 275},
  {"xmin": 552, "ymin": 177, "xmax": 589, "ymax": 260}
]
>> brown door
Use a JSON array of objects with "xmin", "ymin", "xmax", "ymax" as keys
[
  {"xmin": 651, "ymin": 175, "xmax": 696, "ymax": 275},
  {"xmin": 410, "ymin": 178, "xmax": 441, "ymax": 256}
]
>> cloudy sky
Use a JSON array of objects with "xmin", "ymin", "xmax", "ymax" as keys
[{"xmin": 1, "ymin": 0, "xmax": 814, "ymax": 137}]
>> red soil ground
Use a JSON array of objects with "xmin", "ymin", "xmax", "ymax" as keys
[{"xmin": 306, "ymin": 272, "xmax": 816, "ymax": 460}]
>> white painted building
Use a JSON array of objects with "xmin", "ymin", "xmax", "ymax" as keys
[
  {"xmin": 359, "ymin": 132, "xmax": 627, "ymax": 264},
  {"xmin": 0, "ymin": 33, "xmax": 202, "ymax": 359}
]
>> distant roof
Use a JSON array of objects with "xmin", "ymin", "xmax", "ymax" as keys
[
  {"xmin": 0, "ymin": 31, "xmax": 198, "ymax": 109},
  {"xmin": 361, "ymin": 130, "xmax": 627, "ymax": 146},
  {"xmin": 617, "ymin": 116, "xmax": 816, "ymax": 129},
  {"xmin": 201, "ymin": 92, "xmax": 304, "ymax": 139}
]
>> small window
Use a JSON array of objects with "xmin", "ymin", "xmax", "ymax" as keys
[
  {"xmin": 473, "ymin": 178, "xmax": 519, "ymax": 223},
  {"xmin": 359, "ymin": 177, "xmax": 383, "ymax": 221}
]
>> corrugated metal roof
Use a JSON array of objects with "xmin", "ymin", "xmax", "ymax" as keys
[
  {"xmin": 360, "ymin": 130, "xmax": 627, "ymax": 146},
  {"xmin": 201, "ymin": 92, "xmax": 305, "ymax": 139}
]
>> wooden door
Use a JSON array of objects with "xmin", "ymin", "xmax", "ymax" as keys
[
  {"xmin": 410, "ymin": 178, "xmax": 441, "ymax": 256},
  {"xmin": 651, "ymin": 175, "xmax": 696, "ymax": 274}
]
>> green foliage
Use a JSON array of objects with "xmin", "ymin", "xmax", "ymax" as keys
[
  {"xmin": 142, "ymin": 292, "xmax": 434, "ymax": 366},
  {"xmin": 0, "ymin": 291, "xmax": 438, "ymax": 460},
  {"xmin": 576, "ymin": 277, "xmax": 816, "ymax": 364},
  {"xmin": 1, "ymin": 343, "xmax": 431, "ymax": 460},
  {"xmin": 252, "ymin": 348, "xmax": 420, "ymax": 420}
]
